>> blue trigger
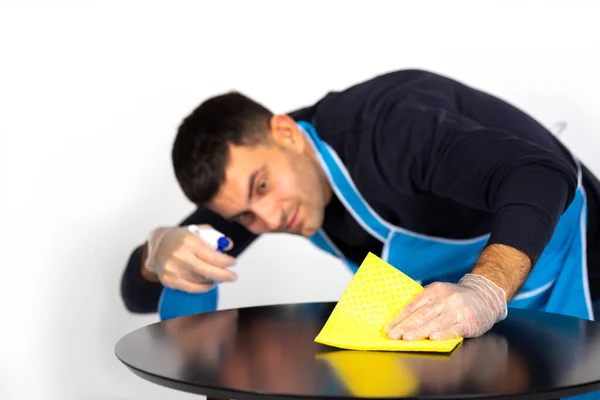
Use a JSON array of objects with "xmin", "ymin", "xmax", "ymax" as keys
[{"xmin": 217, "ymin": 237, "xmax": 230, "ymax": 253}]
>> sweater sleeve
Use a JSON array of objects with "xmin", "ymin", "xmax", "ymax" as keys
[
  {"xmin": 120, "ymin": 205, "xmax": 259, "ymax": 313},
  {"xmin": 374, "ymin": 109, "xmax": 578, "ymax": 265}
]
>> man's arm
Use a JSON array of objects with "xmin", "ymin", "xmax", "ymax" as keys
[
  {"xmin": 373, "ymin": 109, "xmax": 577, "ymax": 297},
  {"xmin": 425, "ymin": 120, "xmax": 575, "ymax": 300},
  {"xmin": 377, "ymin": 106, "xmax": 579, "ymax": 340},
  {"xmin": 120, "ymin": 244, "xmax": 162, "ymax": 313},
  {"xmin": 120, "ymin": 205, "xmax": 258, "ymax": 313}
]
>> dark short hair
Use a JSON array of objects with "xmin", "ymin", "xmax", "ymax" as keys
[{"xmin": 172, "ymin": 91, "xmax": 273, "ymax": 204}]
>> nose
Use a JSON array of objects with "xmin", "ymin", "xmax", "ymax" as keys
[{"xmin": 252, "ymin": 198, "xmax": 284, "ymax": 232}]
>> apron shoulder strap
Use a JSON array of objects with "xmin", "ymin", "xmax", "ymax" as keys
[{"xmin": 297, "ymin": 120, "xmax": 391, "ymax": 242}]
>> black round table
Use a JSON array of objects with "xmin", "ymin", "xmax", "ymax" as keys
[{"xmin": 115, "ymin": 302, "xmax": 600, "ymax": 399}]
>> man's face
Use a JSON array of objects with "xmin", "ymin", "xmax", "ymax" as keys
[{"xmin": 208, "ymin": 115, "xmax": 330, "ymax": 237}]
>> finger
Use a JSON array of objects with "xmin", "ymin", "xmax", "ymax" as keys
[
  {"xmin": 201, "ymin": 247, "xmax": 238, "ymax": 269},
  {"xmin": 403, "ymin": 311, "xmax": 451, "ymax": 341},
  {"xmin": 178, "ymin": 267, "xmax": 216, "ymax": 284},
  {"xmin": 404, "ymin": 309, "xmax": 464, "ymax": 341},
  {"xmin": 391, "ymin": 302, "xmax": 444, "ymax": 340},
  {"xmin": 191, "ymin": 260, "xmax": 237, "ymax": 282},
  {"xmin": 384, "ymin": 289, "xmax": 433, "ymax": 333},
  {"xmin": 161, "ymin": 267, "xmax": 216, "ymax": 293},
  {"xmin": 184, "ymin": 253, "xmax": 238, "ymax": 282},
  {"xmin": 165, "ymin": 257, "xmax": 213, "ymax": 284},
  {"xmin": 176, "ymin": 280, "xmax": 217, "ymax": 294},
  {"xmin": 430, "ymin": 324, "xmax": 463, "ymax": 341},
  {"xmin": 186, "ymin": 235, "xmax": 237, "ymax": 268}
]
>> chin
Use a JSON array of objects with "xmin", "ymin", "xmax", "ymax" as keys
[
  {"xmin": 299, "ymin": 230, "xmax": 313, "ymax": 238},
  {"xmin": 300, "ymin": 223, "xmax": 320, "ymax": 238},
  {"xmin": 298, "ymin": 211, "xmax": 324, "ymax": 237}
]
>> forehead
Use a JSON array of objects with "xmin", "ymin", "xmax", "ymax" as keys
[
  {"xmin": 208, "ymin": 144, "xmax": 273, "ymax": 210},
  {"xmin": 224, "ymin": 144, "xmax": 267, "ymax": 182}
]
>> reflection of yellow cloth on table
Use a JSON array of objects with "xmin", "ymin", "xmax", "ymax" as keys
[
  {"xmin": 314, "ymin": 252, "xmax": 462, "ymax": 352},
  {"xmin": 316, "ymin": 351, "xmax": 418, "ymax": 397}
]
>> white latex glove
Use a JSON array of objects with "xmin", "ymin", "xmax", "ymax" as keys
[
  {"xmin": 384, "ymin": 274, "xmax": 508, "ymax": 341},
  {"xmin": 144, "ymin": 224, "xmax": 236, "ymax": 293}
]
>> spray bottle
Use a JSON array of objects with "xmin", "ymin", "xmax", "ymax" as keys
[{"xmin": 158, "ymin": 225, "xmax": 230, "ymax": 320}]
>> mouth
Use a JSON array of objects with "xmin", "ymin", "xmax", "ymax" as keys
[{"xmin": 285, "ymin": 205, "xmax": 300, "ymax": 231}]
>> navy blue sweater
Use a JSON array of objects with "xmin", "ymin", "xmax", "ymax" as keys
[{"xmin": 120, "ymin": 69, "xmax": 600, "ymax": 313}]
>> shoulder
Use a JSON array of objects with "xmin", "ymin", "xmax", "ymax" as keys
[{"xmin": 288, "ymin": 69, "xmax": 459, "ymax": 129}]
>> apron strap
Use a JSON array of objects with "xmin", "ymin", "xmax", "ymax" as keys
[{"xmin": 298, "ymin": 120, "xmax": 391, "ymax": 242}]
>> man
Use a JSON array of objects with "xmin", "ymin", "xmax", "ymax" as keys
[{"xmin": 121, "ymin": 69, "xmax": 600, "ymax": 341}]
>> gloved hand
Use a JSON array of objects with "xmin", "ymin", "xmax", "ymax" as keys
[
  {"xmin": 383, "ymin": 274, "xmax": 508, "ymax": 341},
  {"xmin": 144, "ymin": 225, "xmax": 237, "ymax": 293}
]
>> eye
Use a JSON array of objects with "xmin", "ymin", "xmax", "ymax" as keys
[{"xmin": 257, "ymin": 178, "xmax": 267, "ymax": 194}]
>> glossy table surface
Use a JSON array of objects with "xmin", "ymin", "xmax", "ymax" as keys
[{"xmin": 115, "ymin": 302, "xmax": 600, "ymax": 399}]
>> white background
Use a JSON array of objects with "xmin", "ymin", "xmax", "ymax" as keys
[{"xmin": 1, "ymin": 1, "xmax": 599, "ymax": 399}]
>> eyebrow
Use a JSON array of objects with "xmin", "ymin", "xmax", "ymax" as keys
[
  {"xmin": 225, "ymin": 168, "xmax": 262, "ymax": 222},
  {"xmin": 248, "ymin": 169, "xmax": 258, "ymax": 202}
]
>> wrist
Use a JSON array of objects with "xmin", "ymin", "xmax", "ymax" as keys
[
  {"xmin": 459, "ymin": 273, "xmax": 508, "ymax": 322},
  {"xmin": 144, "ymin": 227, "xmax": 171, "ymax": 273},
  {"xmin": 140, "ymin": 242, "xmax": 160, "ymax": 283},
  {"xmin": 470, "ymin": 244, "xmax": 532, "ymax": 301}
]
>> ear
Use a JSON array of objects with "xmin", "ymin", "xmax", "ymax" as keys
[{"xmin": 269, "ymin": 114, "xmax": 306, "ymax": 153}]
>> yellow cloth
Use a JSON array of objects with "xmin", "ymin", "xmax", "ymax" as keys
[{"xmin": 314, "ymin": 252, "xmax": 463, "ymax": 352}]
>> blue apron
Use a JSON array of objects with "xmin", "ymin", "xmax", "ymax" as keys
[
  {"xmin": 298, "ymin": 120, "xmax": 599, "ymax": 400},
  {"xmin": 298, "ymin": 120, "xmax": 594, "ymax": 321}
]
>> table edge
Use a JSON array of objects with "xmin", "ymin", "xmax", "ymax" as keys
[
  {"xmin": 115, "ymin": 302, "xmax": 600, "ymax": 399},
  {"xmin": 115, "ymin": 350, "xmax": 600, "ymax": 400}
]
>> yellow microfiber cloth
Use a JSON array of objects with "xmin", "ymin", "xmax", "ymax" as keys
[{"xmin": 314, "ymin": 252, "xmax": 463, "ymax": 352}]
